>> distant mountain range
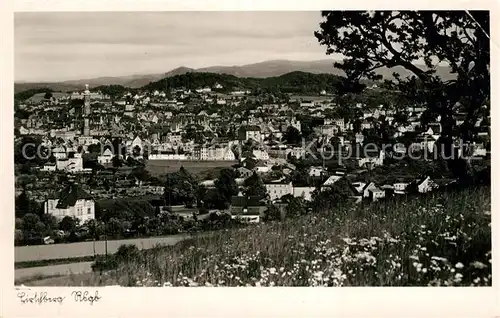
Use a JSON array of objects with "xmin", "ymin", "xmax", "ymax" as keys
[{"xmin": 14, "ymin": 59, "xmax": 454, "ymax": 93}]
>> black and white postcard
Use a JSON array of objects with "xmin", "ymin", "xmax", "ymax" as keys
[{"xmin": 1, "ymin": 2, "xmax": 498, "ymax": 318}]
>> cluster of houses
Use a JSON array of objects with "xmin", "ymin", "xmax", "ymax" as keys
[{"xmin": 16, "ymin": 83, "xmax": 490, "ymax": 225}]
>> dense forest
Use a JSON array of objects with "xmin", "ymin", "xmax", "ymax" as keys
[{"xmin": 143, "ymin": 71, "xmax": 347, "ymax": 95}]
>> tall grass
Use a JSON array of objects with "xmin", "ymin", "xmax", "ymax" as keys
[{"xmin": 69, "ymin": 186, "xmax": 492, "ymax": 286}]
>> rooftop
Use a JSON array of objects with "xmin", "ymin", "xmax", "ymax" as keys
[{"xmin": 53, "ymin": 183, "xmax": 93, "ymax": 209}]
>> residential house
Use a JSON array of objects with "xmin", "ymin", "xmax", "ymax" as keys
[
  {"xmin": 200, "ymin": 179, "xmax": 216, "ymax": 189},
  {"xmin": 357, "ymin": 150, "xmax": 385, "ymax": 169},
  {"xmin": 255, "ymin": 162, "xmax": 272, "ymax": 174},
  {"xmin": 393, "ymin": 182, "xmax": 409, "ymax": 194},
  {"xmin": 362, "ymin": 111, "xmax": 372, "ymax": 119},
  {"xmin": 355, "ymin": 133, "xmax": 365, "ymax": 144},
  {"xmin": 230, "ymin": 195, "xmax": 267, "ymax": 221},
  {"xmin": 206, "ymin": 145, "xmax": 236, "ymax": 161},
  {"xmin": 351, "ymin": 181, "xmax": 367, "ymax": 194},
  {"xmin": 325, "ymin": 118, "xmax": 345, "ymax": 132},
  {"xmin": 56, "ymin": 153, "xmax": 84, "ymax": 172},
  {"xmin": 252, "ymin": 149, "xmax": 269, "ymax": 161},
  {"xmin": 44, "ymin": 183, "xmax": 95, "ymax": 223},
  {"xmin": 308, "ymin": 166, "xmax": 326, "ymax": 177},
  {"xmin": 289, "ymin": 118, "xmax": 301, "ymax": 132},
  {"xmin": 417, "ymin": 176, "xmax": 439, "ymax": 193},
  {"xmin": 427, "ymin": 123, "xmax": 442, "ymax": 135},
  {"xmin": 361, "ymin": 182, "xmax": 378, "ymax": 198},
  {"xmin": 409, "ymin": 136, "xmax": 436, "ymax": 154},
  {"xmin": 77, "ymin": 136, "xmax": 94, "ymax": 147},
  {"xmin": 322, "ymin": 175, "xmax": 343, "ymax": 188},
  {"xmin": 267, "ymin": 145, "xmax": 289, "ymax": 159},
  {"xmin": 471, "ymin": 143, "xmax": 487, "ymax": 157},
  {"xmin": 361, "ymin": 120, "xmax": 372, "ymax": 130},
  {"xmin": 19, "ymin": 126, "xmax": 30, "ymax": 135},
  {"xmin": 368, "ymin": 187, "xmax": 386, "ymax": 202},
  {"xmin": 97, "ymin": 148, "xmax": 114, "ymax": 165},
  {"xmin": 300, "ymin": 100, "xmax": 315, "ymax": 107},
  {"xmin": 319, "ymin": 125, "xmax": 337, "ymax": 138},
  {"xmin": 129, "ymin": 136, "xmax": 143, "ymax": 155},
  {"xmin": 52, "ymin": 146, "xmax": 68, "ymax": 159},
  {"xmin": 292, "ymin": 187, "xmax": 316, "ymax": 201},
  {"xmin": 192, "ymin": 146, "xmax": 209, "ymax": 160},
  {"xmin": 289, "ymin": 147, "xmax": 305, "ymax": 159},
  {"xmin": 238, "ymin": 125, "xmax": 262, "ymax": 142},
  {"xmin": 265, "ymin": 181, "xmax": 293, "ymax": 201},
  {"xmin": 41, "ymin": 164, "xmax": 57, "ymax": 172}
]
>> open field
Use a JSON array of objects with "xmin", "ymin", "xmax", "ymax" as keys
[
  {"xmin": 15, "ymin": 233, "xmax": 193, "ymax": 262},
  {"xmin": 145, "ymin": 160, "xmax": 237, "ymax": 176},
  {"xmin": 34, "ymin": 186, "xmax": 491, "ymax": 287}
]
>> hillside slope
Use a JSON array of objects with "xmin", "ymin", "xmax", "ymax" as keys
[{"xmin": 15, "ymin": 59, "xmax": 454, "ymax": 93}]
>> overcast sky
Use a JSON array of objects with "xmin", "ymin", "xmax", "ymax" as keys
[{"xmin": 15, "ymin": 11, "xmax": 334, "ymax": 82}]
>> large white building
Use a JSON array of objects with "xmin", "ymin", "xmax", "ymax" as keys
[
  {"xmin": 44, "ymin": 183, "xmax": 95, "ymax": 223},
  {"xmin": 239, "ymin": 125, "xmax": 262, "ymax": 142},
  {"xmin": 149, "ymin": 153, "xmax": 188, "ymax": 160},
  {"xmin": 56, "ymin": 153, "xmax": 85, "ymax": 172},
  {"xmin": 325, "ymin": 118, "xmax": 345, "ymax": 132},
  {"xmin": 265, "ymin": 181, "xmax": 293, "ymax": 201},
  {"xmin": 192, "ymin": 145, "xmax": 235, "ymax": 161},
  {"xmin": 292, "ymin": 187, "xmax": 315, "ymax": 201}
]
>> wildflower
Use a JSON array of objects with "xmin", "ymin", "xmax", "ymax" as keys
[
  {"xmin": 314, "ymin": 271, "xmax": 324, "ymax": 278},
  {"xmin": 454, "ymin": 273, "xmax": 463, "ymax": 283},
  {"xmin": 455, "ymin": 262, "xmax": 464, "ymax": 269}
]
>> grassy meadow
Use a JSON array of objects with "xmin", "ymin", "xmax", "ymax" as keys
[{"xmin": 48, "ymin": 186, "xmax": 491, "ymax": 287}]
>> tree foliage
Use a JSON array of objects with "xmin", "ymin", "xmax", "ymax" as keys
[
  {"xmin": 243, "ymin": 172, "xmax": 268, "ymax": 198},
  {"xmin": 315, "ymin": 11, "xmax": 490, "ymax": 182},
  {"xmin": 59, "ymin": 216, "xmax": 79, "ymax": 233},
  {"xmin": 164, "ymin": 167, "xmax": 198, "ymax": 206},
  {"xmin": 215, "ymin": 168, "xmax": 239, "ymax": 202},
  {"xmin": 144, "ymin": 71, "xmax": 346, "ymax": 95},
  {"xmin": 284, "ymin": 126, "xmax": 302, "ymax": 145}
]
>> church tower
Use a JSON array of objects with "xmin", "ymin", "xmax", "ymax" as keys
[{"xmin": 83, "ymin": 84, "xmax": 91, "ymax": 136}]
